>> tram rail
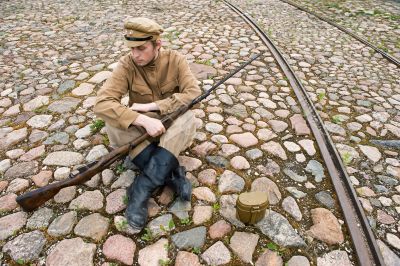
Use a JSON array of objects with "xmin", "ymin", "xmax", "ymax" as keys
[
  {"xmin": 279, "ymin": 0, "xmax": 400, "ymax": 67},
  {"xmin": 223, "ymin": 1, "xmax": 387, "ymax": 265}
]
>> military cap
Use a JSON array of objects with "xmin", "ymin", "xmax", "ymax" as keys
[{"xmin": 124, "ymin": 17, "xmax": 164, "ymax": 47}]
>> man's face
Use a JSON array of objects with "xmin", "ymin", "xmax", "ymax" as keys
[{"xmin": 131, "ymin": 41, "xmax": 160, "ymax": 66}]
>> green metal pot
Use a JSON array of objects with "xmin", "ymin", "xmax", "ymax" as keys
[{"xmin": 236, "ymin": 191, "xmax": 269, "ymax": 224}]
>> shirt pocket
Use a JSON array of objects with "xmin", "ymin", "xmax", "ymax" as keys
[
  {"xmin": 131, "ymin": 83, "xmax": 153, "ymax": 103},
  {"xmin": 160, "ymin": 79, "xmax": 179, "ymax": 97}
]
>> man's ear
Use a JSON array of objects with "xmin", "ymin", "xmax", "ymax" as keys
[{"xmin": 155, "ymin": 39, "xmax": 162, "ymax": 50}]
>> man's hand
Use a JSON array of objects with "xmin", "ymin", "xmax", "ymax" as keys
[
  {"xmin": 130, "ymin": 102, "xmax": 159, "ymax": 113},
  {"xmin": 133, "ymin": 114, "xmax": 166, "ymax": 137}
]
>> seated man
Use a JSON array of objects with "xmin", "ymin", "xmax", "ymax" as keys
[{"xmin": 94, "ymin": 17, "xmax": 201, "ymax": 230}]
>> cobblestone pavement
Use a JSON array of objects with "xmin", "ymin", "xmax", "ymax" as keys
[
  {"xmin": 0, "ymin": 0, "xmax": 397, "ymax": 265},
  {"xmin": 282, "ymin": 0, "xmax": 400, "ymax": 57},
  {"xmin": 231, "ymin": 0, "xmax": 400, "ymax": 264}
]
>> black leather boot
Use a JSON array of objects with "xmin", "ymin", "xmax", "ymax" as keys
[
  {"xmin": 166, "ymin": 166, "xmax": 192, "ymax": 201},
  {"xmin": 125, "ymin": 173, "xmax": 154, "ymax": 230},
  {"xmin": 125, "ymin": 146, "xmax": 179, "ymax": 230},
  {"xmin": 132, "ymin": 143, "xmax": 192, "ymax": 201}
]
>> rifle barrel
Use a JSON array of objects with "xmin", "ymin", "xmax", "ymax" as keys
[{"xmin": 190, "ymin": 51, "xmax": 264, "ymax": 107}]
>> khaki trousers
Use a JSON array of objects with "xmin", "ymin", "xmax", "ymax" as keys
[{"xmin": 106, "ymin": 110, "xmax": 197, "ymax": 158}]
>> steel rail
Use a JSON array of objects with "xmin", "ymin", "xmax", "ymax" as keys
[
  {"xmin": 223, "ymin": 1, "xmax": 386, "ymax": 265},
  {"xmin": 279, "ymin": 0, "xmax": 400, "ymax": 67}
]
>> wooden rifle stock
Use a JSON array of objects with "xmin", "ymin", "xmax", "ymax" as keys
[
  {"xmin": 16, "ymin": 51, "xmax": 264, "ymax": 212},
  {"xmin": 17, "ymin": 134, "xmax": 144, "ymax": 212}
]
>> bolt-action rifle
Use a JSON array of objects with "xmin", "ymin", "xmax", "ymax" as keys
[{"xmin": 16, "ymin": 51, "xmax": 264, "ymax": 212}]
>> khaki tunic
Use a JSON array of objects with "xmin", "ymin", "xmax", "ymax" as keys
[{"xmin": 94, "ymin": 49, "xmax": 201, "ymax": 157}]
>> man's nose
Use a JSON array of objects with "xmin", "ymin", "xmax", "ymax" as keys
[{"xmin": 131, "ymin": 48, "xmax": 140, "ymax": 58}]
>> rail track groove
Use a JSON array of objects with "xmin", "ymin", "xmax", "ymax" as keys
[
  {"xmin": 223, "ymin": 1, "xmax": 386, "ymax": 265},
  {"xmin": 279, "ymin": 0, "xmax": 400, "ymax": 67}
]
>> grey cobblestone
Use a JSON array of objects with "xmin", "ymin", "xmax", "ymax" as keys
[{"xmin": 2, "ymin": 0, "xmax": 397, "ymax": 264}]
